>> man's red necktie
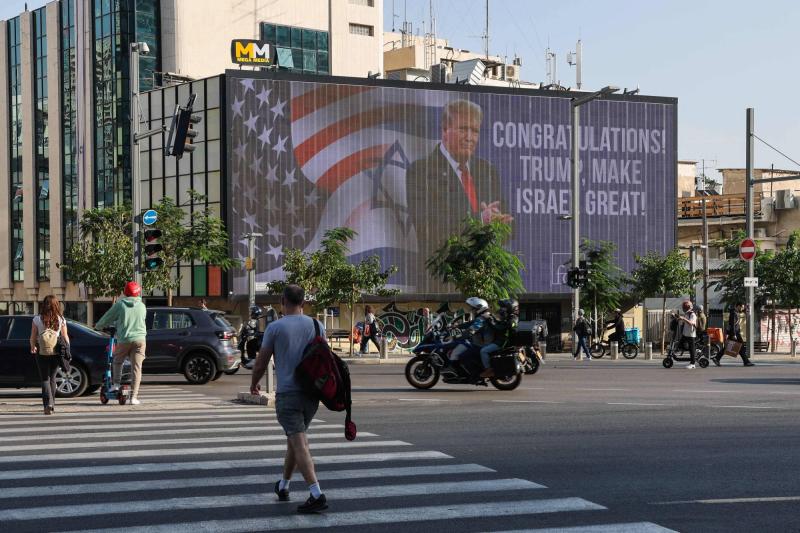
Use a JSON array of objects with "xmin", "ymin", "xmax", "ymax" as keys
[{"xmin": 459, "ymin": 163, "xmax": 478, "ymax": 214}]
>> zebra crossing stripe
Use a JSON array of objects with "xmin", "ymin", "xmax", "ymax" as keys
[
  {"xmin": 0, "ymin": 478, "xmax": 546, "ymax": 522},
  {"xmin": 0, "ymin": 440, "xmax": 412, "ymax": 464},
  {"xmin": 0, "ymin": 419, "xmax": 324, "ymax": 435},
  {"xmin": 0, "ymin": 423, "xmax": 342, "ymax": 442},
  {"xmin": 0, "ymin": 432, "xmax": 378, "ymax": 453},
  {"xmin": 0, "ymin": 451, "xmax": 452, "ymax": 482},
  {"xmin": 0, "ymin": 406, "xmax": 265, "ymax": 418},
  {"xmin": 490, "ymin": 523, "xmax": 679, "ymax": 533},
  {"xmin": 0, "ymin": 464, "xmax": 496, "ymax": 500},
  {"xmin": 69, "ymin": 498, "xmax": 605, "ymax": 532},
  {"xmin": 0, "ymin": 412, "xmax": 276, "ymax": 426}
]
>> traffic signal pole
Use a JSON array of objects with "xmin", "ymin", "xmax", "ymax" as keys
[
  {"xmin": 746, "ymin": 108, "xmax": 755, "ymax": 361},
  {"xmin": 131, "ymin": 44, "xmax": 142, "ymax": 285}
]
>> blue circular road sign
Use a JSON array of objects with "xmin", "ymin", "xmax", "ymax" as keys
[{"xmin": 142, "ymin": 209, "xmax": 158, "ymax": 226}]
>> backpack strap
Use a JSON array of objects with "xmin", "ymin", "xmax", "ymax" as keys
[{"xmin": 313, "ymin": 318, "xmax": 321, "ymax": 339}]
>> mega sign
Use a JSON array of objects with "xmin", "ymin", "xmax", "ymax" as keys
[
  {"xmin": 230, "ymin": 39, "xmax": 272, "ymax": 65},
  {"xmin": 226, "ymin": 74, "xmax": 677, "ymax": 296}
]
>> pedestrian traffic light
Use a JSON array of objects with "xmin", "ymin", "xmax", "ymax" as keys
[
  {"xmin": 142, "ymin": 228, "xmax": 164, "ymax": 271},
  {"xmin": 167, "ymin": 94, "xmax": 201, "ymax": 160},
  {"xmin": 244, "ymin": 257, "xmax": 255, "ymax": 271}
]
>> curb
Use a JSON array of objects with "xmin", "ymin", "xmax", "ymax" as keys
[{"xmin": 340, "ymin": 357, "xmax": 411, "ymax": 365}]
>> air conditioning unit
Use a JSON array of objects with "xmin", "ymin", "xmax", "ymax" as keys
[
  {"xmin": 775, "ymin": 189, "xmax": 796, "ymax": 210},
  {"xmin": 430, "ymin": 63, "xmax": 447, "ymax": 84}
]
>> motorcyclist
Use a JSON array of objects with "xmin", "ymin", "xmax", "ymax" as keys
[
  {"xmin": 605, "ymin": 308, "xmax": 626, "ymax": 346},
  {"xmin": 479, "ymin": 299, "xmax": 520, "ymax": 378},
  {"xmin": 241, "ymin": 305, "xmax": 264, "ymax": 369},
  {"xmin": 449, "ymin": 297, "xmax": 492, "ymax": 364}
]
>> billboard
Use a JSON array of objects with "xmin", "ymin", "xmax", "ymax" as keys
[{"xmin": 227, "ymin": 72, "xmax": 677, "ymax": 296}]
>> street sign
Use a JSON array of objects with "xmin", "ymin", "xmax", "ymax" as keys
[
  {"xmin": 254, "ymin": 281, "xmax": 269, "ymax": 292},
  {"xmin": 142, "ymin": 209, "xmax": 158, "ymax": 226},
  {"xmin": 744, "ymin": 277, "xmax": 759, "ymax": 288},
  {"xmin": 739, "ymin": 238, "xmax": 756, "ymax": 261}
]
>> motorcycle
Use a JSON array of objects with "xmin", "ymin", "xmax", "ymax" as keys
[
  {"xmin": 405, "ymin": 322, "xmax": 539, "ymax": 392},
  {"xmin": 226, "ymin": 305, "xmax": 277, "ymax": 374}
]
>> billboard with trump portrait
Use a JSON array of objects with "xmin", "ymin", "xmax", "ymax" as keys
[{"xmin": 226, "ymin": 71, "xmax": 677, "ymax": 297}]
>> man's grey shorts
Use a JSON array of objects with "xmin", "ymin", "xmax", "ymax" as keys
[{"xmin": 275, "ymin": 392, "xmax": 319, "ymax": 436}]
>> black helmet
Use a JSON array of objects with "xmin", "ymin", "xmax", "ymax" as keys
[
  {"xmin": 498, "ymin": 298, "xmax": 520, "ymax": 318},
  {"xmin": 249, "ymin": 305, "xmax": 264, "ymax": 319}
]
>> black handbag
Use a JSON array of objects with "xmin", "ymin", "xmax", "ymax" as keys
[{"xmin": 58, "ymin": 341, "xmax": 72, "ymax": 372}]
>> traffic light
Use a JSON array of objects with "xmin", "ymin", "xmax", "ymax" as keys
[
  {"xmin": 142, "ymin": 228, "xmax": 164, "ymax": 271},
  {"xmin": 565, "ymin": 266, "xmax": 588, "ymax": 289},
  {"xmin": 167, "ymin": 94, "xmax": 201, "ymax": 160},
  {"xmin": 244, "ymin": 257, "xmax": 255, "ymax": 271}
]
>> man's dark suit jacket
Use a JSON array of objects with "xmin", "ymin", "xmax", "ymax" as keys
[{"xmin": 405, "ymin": 144, "xmax": 504, "ymax": 288}]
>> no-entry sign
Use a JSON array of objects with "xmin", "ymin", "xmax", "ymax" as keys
[{"xmin": 740, "ymin": 238, "xmax": 756, "ymax": 261}]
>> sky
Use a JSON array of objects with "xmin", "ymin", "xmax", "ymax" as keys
[{"xmin": 3, "ymin": 0, "xmax": 799, "ymax": 181}]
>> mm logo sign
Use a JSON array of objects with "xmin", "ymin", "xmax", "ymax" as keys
[{"xmin": 231, "ymin": 39, "xmax": 272, "ymax": 65}]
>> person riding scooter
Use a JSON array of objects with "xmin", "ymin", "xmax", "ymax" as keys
[{"xmin": 479, "ymin": 299, "xmax": 520, "ymax": 378}]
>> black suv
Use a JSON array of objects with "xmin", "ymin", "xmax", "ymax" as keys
[{"xmin": 144, "ymin": 307, "xmax": 238, "ymax": 384}]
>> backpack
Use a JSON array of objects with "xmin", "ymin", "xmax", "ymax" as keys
[
  {"xmin": 37, "ymin": 317, "xmax": 61, "ymax": 356},
  {"xmin": 295, "ymin": 319, "xmax": 357, "ymax": 441}
]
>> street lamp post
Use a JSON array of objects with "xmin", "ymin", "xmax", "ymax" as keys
[
  {"xmin": 570, "ymin": 86, "xmax": 619, "ymax": 345},
  {"xmin": 130, "ymin": 42, "xmax": 150, "ymax": 286}
]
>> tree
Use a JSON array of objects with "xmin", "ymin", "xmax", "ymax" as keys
[
  {"xmin": 629, "ymin": 249, "xmax": 697, "ymax": 354},
  {"xmin": 579, "ymin": 239, "xmax": 624, "ymax": 336},
  {"xmin": 268, "ymin": 227, "xmax": 399, "ymax": 355},
  {"xmin": 63, "ymin": 206, "xmax": 133, "ymax": 299},
  {"xmin": 426, "ymin": 218, "xmax": 524, "ymax": 301},
  {"xmin": 768, "ymin": 231, "xmax": 800, "ymax": 351},
  {"xmin": 143, "ymin": 191, "xmax": 238, "ymax": 306},
  {"xmin": 711, "ymin": 230, "xmax": 772, "ymax": 311}
]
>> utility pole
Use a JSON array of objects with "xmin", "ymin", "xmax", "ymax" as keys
[
  {"xmin": 746, "ymin": 108, "xmax": 755, "ymax": 361},
  {"xmin": 244, "ymin": 232, "xmax": 262, "ymax": 308},
  {"xmin": 701, "ymin": 160, "xmax": 710, "ymax": 311},
  {"xmin": 130, "ymin": 43, "xmax": 143, "ymax": 286}
]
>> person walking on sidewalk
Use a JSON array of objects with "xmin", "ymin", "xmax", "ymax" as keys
[
  {"xmin": 359, "ymin": 305, "xmax": 381, "ymax": 355},
  {"xmin": 250, "ymin": 284, "xmax": 328, "ymax": 514},
  {"xmin": 29, "ymin": 295, "xmax": 70, "ymax": 415},
  {"xmin": 573, "ymin": 309, "xmax": 592, "ymax": 360},
  {"xmin": 94, "ymin": 281, "xmax": 148, "ymax": 405},
  {"xmin": 714, "ymin": 302, "xmax": 754, "ymax": 367}
]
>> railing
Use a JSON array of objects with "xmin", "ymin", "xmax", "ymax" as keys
[{"xmin": 678, "ymin": 193, "xmax": 763, "ymax": 219}]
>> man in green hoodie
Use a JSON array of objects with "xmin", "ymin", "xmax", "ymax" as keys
[{"xmin": 95, "ymin": 281, "xmax": 148, "ymax": 404}]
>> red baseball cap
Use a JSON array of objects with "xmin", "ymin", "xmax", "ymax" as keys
[{"xmin": 124, "ymin": 281, "xmax": 141, "ymax": 297}]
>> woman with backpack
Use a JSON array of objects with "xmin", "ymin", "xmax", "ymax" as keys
[
  {"xmin": 359, "ymin": 305, "xmax": 382, "ymax": 355},
  {"xmin": 29, "ymin": 295, "xmax": 70, "ymax": 415}
]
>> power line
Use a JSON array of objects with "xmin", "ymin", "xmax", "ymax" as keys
[{"xmin": 752, "ymin": 133, "xmax": 800, "ymax": 170}]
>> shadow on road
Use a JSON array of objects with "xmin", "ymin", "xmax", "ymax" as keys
[{"xmin": 712, "ymin": 378, "xmax": 800, "ymax": 386}]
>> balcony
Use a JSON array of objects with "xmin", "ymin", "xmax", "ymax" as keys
[{"xmin": 678, "ymin": 193, "xmax": 775, "ymax": 225}]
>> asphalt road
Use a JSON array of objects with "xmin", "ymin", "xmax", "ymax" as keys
[{"xmin": 2, "ymin": 355, "xmax": 800, "ymax": 532}]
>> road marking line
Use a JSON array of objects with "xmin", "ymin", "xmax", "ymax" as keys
[
  {"xmin": 490, "ymin": 522, "xmax": 678, "ymax": 533},
  {"xmin": 0, "ymin": 451, "xmax": 451, "ymax": 482},
  {"xmin": 74, "ymin": 498, "xmax": 605, "ymax": 532},
  {"xmin": 767, "ymin": 391, "xmax": 800, "ymax": 395},
  {"xmin": 0, "ymin": 440, "xmax": 412, "ymax": 464},
  {"xmin": 0, "ymin": 481, "xmax": 562, "ymax": 522},
  {"xmin": 653, "ymin": 495, "xmax": 800, "ymax": 505},
  {"xmin": 673, "ymin": 389, "xmax": 738, "ymax": 394},
  {"xmin": 0, "ymin": 424, "xmax": 341, "ymax": 442},
  {"xmin": 0, "ymin": 419, "xmax": 324, "ymax": 435},
  {"xmin": 396, "ymin": 398, "xmax": 452, "ymax": 402},
  {"xmin": 0, "ymin": 432, "xmax": 378, "ymax": 453},
  {"xmin": 607, "ymin": 402, "xmax": 667, "ymax": 407},
  {"xmin": 492, "ymin": 400, "xmax": 564, "ymax": 404},
  {"xmin": 0, "ymin": 412, "xmax": 275, "ymax": 426},
  {"xmin": 711, "ymin": 405, "xmax": 778, "ymax": 409},
  {"xmin": 0, "ymin": 464, "xmax": 498, "ymax": 500},
  {"xmin": 578, "ymin": 388, "xmax": 629, "ymax": 391}
]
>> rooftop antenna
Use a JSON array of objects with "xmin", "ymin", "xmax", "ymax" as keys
[
  {"xmin": 392, "ymin": 0, "xmax": 397, "ymax": 32},
  {"xmin": 401, "ymin": 0, "xmax": 413, "ymax": 47},
  {"xmin": 482, "ymin": 0, "xmax": 490, "ymax": 59},
  {"xmin": 545, "ymin": 47, "xmax": 557, "ymax": 86},
  {"xmin": 424, "ymin": 0, "xmax": 437, "ymax": 68},
  {"xmin": 566, "ymin": 39, "xmax": 582, "ymax": 90}
]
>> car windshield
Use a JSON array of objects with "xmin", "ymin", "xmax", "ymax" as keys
[
  {"xmin": 67, "ymin": 320, "xmax": 108, "ymax": 338},
  {"xmin": 209, "ymin": 312, "xmax": 233, "ymax": 329}
]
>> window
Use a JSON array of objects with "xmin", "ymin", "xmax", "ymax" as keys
[
  {"xmin": 8, "ymin": 317, "xmax": 33, "ymax": 340},
  {"xmin": 349, "ymin": 0, "xmax": 375, "ymax": 5},
  {"xmin": 8, "ymin": 16, "xmax": 23, "ymax": 281},
  {"xmin": 349, "ymin": 23, "xmax": 374, "ymax": 36},
  {"xmin": 261, "ymin": 23, "xmax": 330, "ymax": 75},
  {"xmin": 151, "ymin": 311, "xmax": 195, "ymax": 330},
  {"xmin": 34, "ymin": 7, "xmax": 50, "ymax": 281}
]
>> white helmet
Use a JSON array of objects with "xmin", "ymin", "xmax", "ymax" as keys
[{"xmin": 465, "ymin": 297, "xmax": 489, "ymax": 315}]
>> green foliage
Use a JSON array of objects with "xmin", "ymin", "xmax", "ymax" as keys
[
  {"xmin": 710, "ymin": 230, "xmax": 772, "ymax": 309},
  {"xmin": 63, "ymin": 206, "xmax": 133, "ymax": 298},
  {"xmin": 143, "ymin": 191, "xmax": 238, "ymax": 305},
  {"xmin": 579, "ymin": 240, "xmax": 624, "ymax": 316},
  {"xmin": 426, "ymin": 218, "xmax": 524, "ymax": 301},
  {"xmin": 629, "ymin": 248, "xmax": 697, "ymax": 353}
]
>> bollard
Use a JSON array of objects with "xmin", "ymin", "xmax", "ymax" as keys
[
  {"xmin": 792, "ymin": 341, "xmax": 797, "ymax": 358},
  {"xmin": 379, "ymin": 337, "xmax": 388, "ymax": 360},
  {"xmin": 644, "ymin": 342, "xmax": 653, "ymax": 360},
  {"xmin": 610, "ymin": 343, "xmax": 619, "ymax": 360},
  {"xmin": 266, "ymin": 360, "xmax": 275, "ymax": 394}
]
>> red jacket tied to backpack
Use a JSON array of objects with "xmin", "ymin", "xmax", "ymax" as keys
[{"xmin": 295, "ymin": 320, "xmax": 357, "ymax": 441}]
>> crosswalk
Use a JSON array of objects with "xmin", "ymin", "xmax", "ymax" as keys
[{"xmin": 0, "ymin": 388, "xmax": 677, "ymax": 533}]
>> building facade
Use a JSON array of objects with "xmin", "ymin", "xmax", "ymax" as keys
[{"xmin": 0, "ymin": 0, "xmax": 383, "ymax": 320}]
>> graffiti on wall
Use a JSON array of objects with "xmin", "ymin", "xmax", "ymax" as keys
[{"xmin": 378, "ymin": 302, "xmax": 468, "ymax": 350}]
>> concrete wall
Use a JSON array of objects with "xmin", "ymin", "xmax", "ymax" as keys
[
  {"xmin": 164, "ymin": 0, "xmax": 382, "ymax": 79},
  {"xmin": 677, "ymin": 160, "xmax": 696, "ymax": 198},
  {"xmin": 720, "ymin": 168, "xmax": 799, "ymax": 195}
]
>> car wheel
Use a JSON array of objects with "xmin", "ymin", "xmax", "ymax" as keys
[
  {"xmin": 211, "ymin": 371, "xmax": 224, "ymax": 381},
  {"xmin": 55, "ymin": 365, "xmax": 89, "ymax": 397},
  {"xmin": 183, "ymin": 353, "xmax": 217, "ymax": 385}
]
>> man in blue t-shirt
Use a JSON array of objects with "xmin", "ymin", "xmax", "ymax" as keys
[{"xmin": 250, "ymin": 284, "xmax": 328, "ymax": 514}]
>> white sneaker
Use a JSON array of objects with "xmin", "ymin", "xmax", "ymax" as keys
[
  {"xmin": 131, "ymin": 398, "xmax": 141, "ymax": 405},
  {"xmin": 686, "ymin": 364, "xmax": 696, "ymax": 369}
]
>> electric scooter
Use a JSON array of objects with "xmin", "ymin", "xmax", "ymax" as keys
[{"xmin": 99, "ymin": 330, "xmax": 131, "ymax": 405}]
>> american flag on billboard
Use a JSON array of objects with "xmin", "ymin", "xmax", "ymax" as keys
[{"xmin": 228, "ymin": 77, "xmax": 448, "ymax": 295}]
